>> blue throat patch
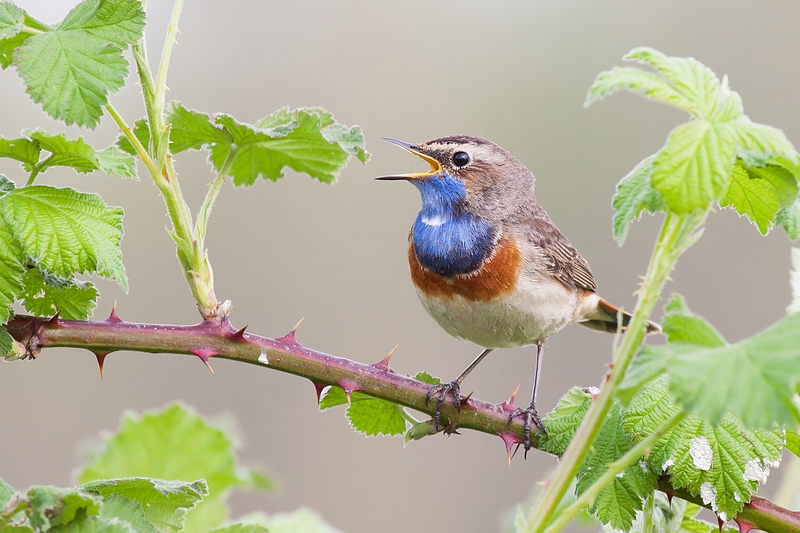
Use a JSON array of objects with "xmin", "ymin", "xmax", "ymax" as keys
[{"xmin": 410, "ymin": 174, "xmax": 497, "ymax": 277}]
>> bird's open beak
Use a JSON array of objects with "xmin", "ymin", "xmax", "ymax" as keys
[{"xmin": 375, "ymin": 138, "xmax": 442, "ymax": 181}]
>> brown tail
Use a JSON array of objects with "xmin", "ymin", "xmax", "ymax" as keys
[{"xmin": 580, "ymin": 297, "xmax": 661, "ymax": 334}]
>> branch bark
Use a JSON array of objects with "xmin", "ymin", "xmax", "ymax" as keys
[{"xmin": 6, "ymin": 313, "xmax": 798, "ymax": 533}]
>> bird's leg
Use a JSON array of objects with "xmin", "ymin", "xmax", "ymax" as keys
[
  {"xmin": 426, "ymin": 348, "xmax": 493, "ymax": 431},
  {"xmin": 509, "ymin": 341, "xmax": 547, "ymax": 456}
]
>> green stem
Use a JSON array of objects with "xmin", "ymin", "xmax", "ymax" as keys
[
  {"xmin": 195, "ymin": 149, "xmax": 238, "ymax": 242},
  {"xmin": 399, "ymin": 407, "xmax": 421, "ymax": 425},
  {"xmin": 124, "ymin": 0, "xmax": 220, "ymax": 318},
  {"xmin": 106, "ymin": 104, "xmax": 158, "ymax": 177},
  {"xmin": 24, "ymin": 157, "xmax": 49, "ymax": 186},
  {"xmin": 542, "ymin": 411, "xmax": 685, "ymax": 533},
  {"xmin": 154, "ymin": 0, "xmax": 184, "ymax": 139},
  {"xmin": 523, "ymin": 210, "xmax": 707, "ymax": 533},
  {"xmin": 641, "ymin": 492, "xmax": 655, "ymax": 533}
]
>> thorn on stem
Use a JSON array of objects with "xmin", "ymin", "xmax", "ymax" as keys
[
  {"xmin": 106, "ymin": 300, "xmax": 122, "ymax": 323},
  {"xmin": 93, "ymin": 351, "xmax": 110, "ymax": 379},
  {"xmin": 45, "ymin": 311, "xmax": 62, "ymax": 328},
  {"xmin": 372, "ymin": 344, "xmax": 399, "ymax": 372},
  {"xmin": 228, "ymin": 324, "xmax": 250, "ymax": 343},
  {"xmin": 460, "ymin": 391, "xmax": 473, "ymax": 408},
  {"xmin": 734, "ymin": 518, "xmax": 755, "ymax": 533},
  {"xmin": 499, "ymin": 431, "xmax": 522, "ymax": 465},
  {"xmin": 337, "ymin": 379, "xmax": 360, "ymax": 407},
  {"xmin": 312, "ymin": 381, "xmax": 326, "ymax": 405},
  {"xmin": 278, "ymin": 317, "xmax": 305, "ymax": 345},
  {"xmin": 189, "ymin": 347, "xmax": 219, "ymax": 374},
  {"xmin": 500, "ymin": 384, "xmax": 521, "ymax": 412}
]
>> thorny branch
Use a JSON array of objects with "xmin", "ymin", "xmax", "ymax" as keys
[{"xmin": 5, "ymin": 312, "xmax": 799, "ymax": 533}]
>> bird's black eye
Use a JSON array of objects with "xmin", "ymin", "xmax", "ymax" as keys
[{"xmin": 452, "ymin": 151, "xmax": 470, "ymax": 167}]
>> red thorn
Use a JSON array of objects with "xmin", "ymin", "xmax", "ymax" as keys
[
  {"xmin": 499, "ymin": 431, "xmax": 523, "ymax": 465},
  {"xmin": 46, "ymin": 311, "xmax": 63, "ymax": 328},
  {"xmin": 228, "ymin": 324, "xmax": 250, "ymax": 342},
  {"xmin": 372, "ymin": 345, "xmax": 399, "ymax": 372},
  {"xmin": 337, "ymin": 379, "xmax": 360, "ymax": 407},
  {"xmin": 717, "ymin": 515, "xmax": 725, "ymax": 532},
  {"xmin": 189, "ymin": 347, "xmax": 219, "ymax": 374},
  {"xmin": 666, "ymin": 493, "xmax": 673, "ymax": 506},
  {"xmin": 459, "ymin": 391, "xmax": 474, "ymax": 409},
  {"xmin": 312, "ymin": 381, "xmax": 326, "ymax": 404},
  {"xmin": 735, "ymin": 518, "xmax": 755, "ymax": 533},
  {"xmin": 280, "ymin": 317, "xmax": 305, "ymax": 342},
  {"xmin": 500, "ymin": 384, "xmax": 521, "ymax": 412},
  {"xmin": 106, "ymin": 300, "xmax": 122, "ymax": 323},
  {"xmin": 93, "ymin": 351, "xmax": 110, "ymax": 379}
]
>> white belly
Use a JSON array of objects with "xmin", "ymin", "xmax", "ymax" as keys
[{"xmin": 416, "ymin": 271, "xmax": 578, "ymax": 349}]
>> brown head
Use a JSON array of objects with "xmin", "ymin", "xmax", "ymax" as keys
[{"xmin": 377, "ymin": 135, "xmax": 538, "ymax": 222}]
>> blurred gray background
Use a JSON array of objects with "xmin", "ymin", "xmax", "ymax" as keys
[{"xmin": 1, "ymin": 1, "xmax": 799, "ymax": 531}]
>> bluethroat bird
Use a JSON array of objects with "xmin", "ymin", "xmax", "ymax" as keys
[{"xmin": 378, "ymin": 135, "xmax": 660, "ymax": 453}]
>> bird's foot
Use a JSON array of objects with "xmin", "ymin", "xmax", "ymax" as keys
[
  {"xmin": 425, "ymin": 380, "xmax": 462, "ymax": 432},
  {"xmin": 508, "ymin": 402, "xmax": 547, "ymax": 458}
]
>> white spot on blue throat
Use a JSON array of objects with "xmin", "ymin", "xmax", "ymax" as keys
[{"xmin": 410, "ymin": 173, "xmax": 497, "ymax": 277}]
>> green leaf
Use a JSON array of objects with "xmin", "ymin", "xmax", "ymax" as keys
[
  {"xmin": 82, "ymin": 478, "xmax": 206, "ymax": 532},
  {"xmin": 27, "ymin": 486, "xmax": 102, "ymax": 530},
  {"xmin": 96, "ymin": 146, "xmax": 137, "ymax": 179},
  {"xmin": 166, "ymin": 103, "xmax": 232, "ymax": 153},
  {"xmin": 345, "ymin": 392, "xmax": 406, "ymax": 437},
  {"xmin": 261, "ymin": 507, "xmax": 342, "ymax": 533},
  {"xmin": 777, "ymin": 197, "xmax": 800, "ymax": 241},
  {"xmin": 786, "ymin": 429, "xmax": 800, "ymax": 457},
  {"xmin": 652, "ymin": 120, "xmax": 737, "ymax": 213},
  {"xmin": 720, "ymin": 161, "xmax": 798, "ymax": 235},
  {"xmin": 210, "ymin": 524, "xmax": 267, "ymax": 533},
  {"xmin": 50, "ymin": 515, "xmax": 137, "ymax": 533},
  {"xmin": 0, "ymin": 2, "xmax": 25, "ymax": 40},
  {"xmin": 321, "ymin": 123, "xmax": 369, "ymax": 164},
  {"xmin": 611, "ymin": 154, "xmax": 666, "ymax": 245},
  {"xmin": 78, "ymin": 403, "xmax": 271, "ymax": 531},
  {"xmin": 319, "ymin": 385, "xmax": 348, "ymax": 410},
  {"xmin": 414, "ymin": 370, "xmax": 441, "ymax": 385},
  {"xmin": 13, "ymin": 0, "xmax": 146, "ymax": 127},
  {"xmin": 623, "ymin": 379, "xmax": 782, "ymax": 521},
  {"xmin": 0, "ymin": 476, "xmax": 14, "ymax": 507},
  {"xmin": 630, "ymin": 311, "xmax": 800, "ymax": 427},
  {"xmin": 0, "ymin": 198, "xmax": 24, "ymax": 322},
  {"xmin": 585, "ymin": 66, "xmax": 697, "ymax": 113},
  {"xmin": 623, "ymin": 48, "xmax": 724, "ymax": 120},
  {"xmin": 97, "ymin": 495, "xmax": 157, "ymax": 533},
  {"xmin": 627, "ymin": 493, "xmax": 735, "ymax": 533},
  {"xmin": 576, "ymin": 403, "xmax": 657, "ymax": 531},
  {"xmin": 167, "ymin": 103, "xmax": 369, "ymax": 186},
  {"xmin": 0, "ymin": 8, "xmax": 46, "ymax": 69},
  {"xmin": 1, "ymin": 185, "xmax": 127, "ymax": 291},
  {"xmin": 789, "ymin": 248, "xmax": 800, "ymax": 315},
  {"xmin": 20, "ymin": 267, "xmax": 98, "ymax": 320},
  {"xmin": 0, "ymin": 327, "xmax": 12, "ymax": 356},
  {"xmin": 730, "ymin": 116, "xmax": 796, "ymax": 161},
  {"xmin": 0, "ymin": 137, "xmax": 40, "ymax": 171},
  {"xmin": 662, "ymin": 294, "xmax": 726, "ymax": 348},
  {"xmin": 116, "ymin": 118, "xmax": 150, "ymax": 156},
  {"xmin": 539, "ymin": 387, "xmax": 593, "ymax": 457},
  {"xmin": 28, "ymin": 131, "xmax": 98, "ymax": 174}
]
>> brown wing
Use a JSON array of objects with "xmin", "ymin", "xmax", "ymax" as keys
[{"xmin": 515, "ymin": 207, "xmax": 597, "ymax": 292}]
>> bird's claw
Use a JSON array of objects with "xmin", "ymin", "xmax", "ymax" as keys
[
  {"xmin": 425, "ymin": 380, "xmax": 462, "ymax": 431},
  {"xmin": 508, "ymin": 403, "xmax": 546, "ymax": 458}
]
